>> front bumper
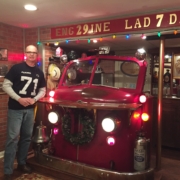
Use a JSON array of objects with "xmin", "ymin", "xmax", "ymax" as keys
[{"xmin": 33, "ymin": 152, "xmax": 154, "ymax": 180}]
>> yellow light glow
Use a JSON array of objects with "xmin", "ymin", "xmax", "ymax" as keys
[
  {"xmin": 174, "ymin": 30, "xmax": 178, "ymax": 35},
  {"xmin": 141, "ymin": 113, "xmax": 149, "ymax": 121},
  {"xmin": 133, "ymin": 112, "xmax": 140, "ymax": 119}
]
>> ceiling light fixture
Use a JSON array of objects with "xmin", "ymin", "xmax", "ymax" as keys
[{"xmin": 24, "ymin": 4, "xmax": 37, "ymax": 11}]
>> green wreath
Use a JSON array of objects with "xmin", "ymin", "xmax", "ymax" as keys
[{"xmin": 62, "ymin": 112, "xmax": 95, "ymax": 145}]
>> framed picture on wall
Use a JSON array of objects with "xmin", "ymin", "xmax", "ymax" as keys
[
  {"xmin": 0, "ymin": 48, "xmax": 8, "ymax": 61},
  {"xmin": 173, "ymin": 54, "xmax": 180, "ymax": 79}
]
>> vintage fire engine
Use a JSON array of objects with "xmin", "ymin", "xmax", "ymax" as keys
[{"xmin": 31, "ymin": 52, "xmax": 154, "ymax": 180}]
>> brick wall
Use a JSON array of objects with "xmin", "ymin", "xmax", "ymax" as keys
[
  {"xmin": 0, "ymin": 23, "xmax": 24, "ymax": 61},
  {"xmin": 0, "ymin": 23, "xmax": 25, "ymax": 151},
  {"xmin": 0, "ymin": 94, "xmax": 8, "ymax": 151},
  {"xmin": 40, "ymin": 27, "xmax": 51, "ymax": 41},
  {"xmin": 44, "ymin": 45, "xmax": 54, "ymax": 77},
  {"xmin": 39, "ymin": 27, "xmax": 54, "ymax": 77},
  {"xmin": 24, "ymin": 28, "xmax": 38, "ymax": 47}
]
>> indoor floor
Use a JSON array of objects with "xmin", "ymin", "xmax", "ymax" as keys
[{"xmin": 0, "ymin": 147, "xmax": 179, "ymax": 180}]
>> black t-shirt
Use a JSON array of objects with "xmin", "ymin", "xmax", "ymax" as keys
[{"xmin": 5, "ymin": 62, "xmax": 46, "ymax": 110}]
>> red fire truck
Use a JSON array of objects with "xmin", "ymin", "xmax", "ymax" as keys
[{"xmin": 32, "ymin": 53, "xmax": 154, "ymax": 180}]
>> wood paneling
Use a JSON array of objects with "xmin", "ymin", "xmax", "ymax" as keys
[{"xmin": 153, "ymin": 97, "xmax": 180, "ymax": 148}]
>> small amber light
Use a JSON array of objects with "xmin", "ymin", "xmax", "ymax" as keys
[
  {"xmin": 174, "ymin": 30, "xmax": 178, "ymax": 35},
  {"xmin": 133, "ymin": 112, "xmax": 141, "ymax": 119},
  {"xmin": 49, "ymin": 97, "xmax": 54, "ymax": 102}
]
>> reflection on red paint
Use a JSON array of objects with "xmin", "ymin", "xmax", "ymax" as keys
[
  {"xmin": 49, "ymin": 91, "xmax": 55, "ymax": 97},
  {"xmin": 49, "ymin": 97, "xmax": 54, "ymax": 102}
]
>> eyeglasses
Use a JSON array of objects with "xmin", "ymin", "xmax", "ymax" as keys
[{"xmin": 26, "ymin": 51, "xmax": 38, "ymax": 55}]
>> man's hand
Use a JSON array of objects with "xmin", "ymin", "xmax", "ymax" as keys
[{"xmin": 18, "ymin": 97, "xmax": 36, "ymax": 107}]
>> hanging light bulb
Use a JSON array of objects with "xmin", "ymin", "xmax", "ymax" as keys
[
  {"xmin": 157, "ymin": 32, "xmax": 161, "ymax": 37},
  {"xmin": 126, "ymin": 34, "xmax": 130, "ymax": 39},
  {"xmin": 141, "ymin": 34, "xmax": 146, "ymax": 39},
  {"xmin": 88, "ymin": 39, "xmax": 91, "ymax": 43},
  {"xmin": 165, "ymin": 54, "xmax": 170, "ymax": 59},
  {"xmin": 54, "ymin": 42, "xmax": 59, "ymax": 46},
  {"xmin": 66, "ymin": 39, "xmax": 69, "ymax": 44},
  {"xmin": 112, "ymin": 35, "xmax": 116, "ymax": 39},
  {"xmin": 174, "ymin": 30, "xmax": 178, "ymax": 35},
  {"xmin": 76, "ymin": 39, "xmax": 80, "ymax": 43},
  {"xmin": 93, "ymin": 39, "xmax": 97, "ymax": 43},
  {"xmin": 100, "ymin": 37, "xmax": 103, "ymax": 41},
  {"xmin": 135, "ymin": 48, "xmax": 146, "ymax": 60}
]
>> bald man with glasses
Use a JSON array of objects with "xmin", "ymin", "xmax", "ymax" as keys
[{"xmin": 2, "ymin": 45, "xmax": 46, "ymax": 180}]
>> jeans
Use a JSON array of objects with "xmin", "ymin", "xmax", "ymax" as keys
[{"xmin": 4, "ymin": 108, "xmax": 34, "ymax": 174}]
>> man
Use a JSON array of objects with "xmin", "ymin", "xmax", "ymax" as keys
[{"xmin": 2, "ymin": 45, "xmax": 46, "ymax": 180}]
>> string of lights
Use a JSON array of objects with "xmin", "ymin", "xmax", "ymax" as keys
[{"xmin": 36, "ymin": 29, "xmax": 179, "ymax": 46}]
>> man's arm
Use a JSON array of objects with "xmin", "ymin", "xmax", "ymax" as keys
[
  {"xmin": 2, "ymin": 78, "xmax": 21, "ymax": 101},
  {"xmin": 33, "ymin": 87, "xmax": 46, "ymax": 102}
]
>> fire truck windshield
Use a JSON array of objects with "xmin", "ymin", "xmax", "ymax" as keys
[{"xmin": 63, "ymin": 58, "xmax": 139, "ymax": 89}]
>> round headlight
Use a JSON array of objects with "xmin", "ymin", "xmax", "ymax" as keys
[
  {"xmin": 48, "ymin": 111, "xmax": 59, "ymax": 124},
  {"xmin": 102, "ymin": 118, "xmax": 115, "ymax": 132},
  {"xmin": 139, "ymin": 95, "xmax": 147, "ymax": 103}
]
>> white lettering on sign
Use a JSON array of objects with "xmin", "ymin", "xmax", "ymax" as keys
[
  {"xmin": 169, "ymin": 13, "xmax": 177, "ymax": 24},
  {"xmin": 56, "ymin": 22, "xmax": 110, "ymax": 37},
  {"xmin": 156, "ymin": 14, "xmax": 164, "ymax": 27},
  {"xmin": 52, "ymin": 11, "xmax": 180, "ymax": 39},
  {"xmin": 125, "ymin": 20, "xmax": 132, "ymax": 29},
  {"xmin": 134, "ymin": 18, "xmax": 142, "ymax": 28},
  {"xmin": 56, "ymin": 27, "xmax": 74, "ymax": 36},
  {"xmin": 144, "ymin": 17, "xmax": 151, "ymax": 27},
  {"xmin": 125, "ymin": 13, "xmax": 179, "ymax": 30}
]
